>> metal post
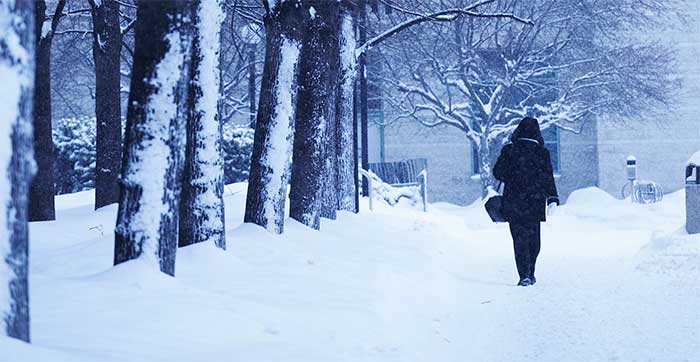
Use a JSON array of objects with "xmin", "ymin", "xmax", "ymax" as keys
[
  {"xmin": 359, "ymin": 0, "xmax": 369, "ymax": 197},
  {"xmin": 418, "ymin": 169, "xmax": 428, "ymax": 212},
  {"xmin": 687, "ymin": 164, "xmax": 700, "ymax": 234}
]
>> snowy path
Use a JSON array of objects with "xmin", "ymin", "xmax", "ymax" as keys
[{"xmin": 4, "ymin": 185, "xmax": 699, "ymax": 361}]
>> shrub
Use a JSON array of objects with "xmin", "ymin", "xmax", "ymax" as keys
[
  {"xmin": 53, "ymin": 117, "xmax": 96, "ymax": 195},
  {"xmin": 221, "ymin": 124, "xmax": 253, "ymax": 184},
  {"xmin": 51, "ymin": 118, "xmax": 254, "ymax": 195}
]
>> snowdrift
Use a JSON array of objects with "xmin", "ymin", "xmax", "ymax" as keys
[
  {"xmin": 3, "ymin": 184, "xmax": 698, "ymax": 362},
  {"xmin": 637, "ymin": 228, "xmax": 700, "ymax": 274}
]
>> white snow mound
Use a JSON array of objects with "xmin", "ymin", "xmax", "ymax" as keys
[{"xmin": 637, "ymin": 228, "xmax": 700, "ymax": 274}]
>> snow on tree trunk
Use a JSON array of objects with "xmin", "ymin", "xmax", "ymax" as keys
[
  {"xmin": 28, "ymin": 0, "xmax": 62, "ymax": 221},
  {"xmin": 289, "ymin": 1, "xmax": 339, "ymax": 230},
  {"xmin": 178, "ymin": 0, "xmax": 226, "ymax": 250},
  {"xmin": 320, "ymin": 6, "xmax": 342, "ymax": 221},
  {"xmin": 335, "ymin": 8, "xmax": 357, "ymax": 212},
  {"xmin": 0, "ymin": 0, "xmax": 35, "ymax": 342},
  {"xmin": 114, "ymin": 1, "xmax": 194, "ymax": 276},
  {"xmin": 91, "ymin": 0, "xmax": 123, "ymax": 210},
  {"xmin": 244, "ymin": 1, "xmax": 304, "ymax": 234},
  {"xmin": 477, "ymin": 135, "xmax": 497, "ymax": 198}
]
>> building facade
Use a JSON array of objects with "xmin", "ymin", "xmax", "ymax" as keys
[{"xmin": 367, "ymin": 8, "xmax": 700, "ymax": 206}]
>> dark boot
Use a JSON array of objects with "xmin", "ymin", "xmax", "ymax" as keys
[{"xmin": 517, "ymin": 277, "xmax": 532, "ymax": 287}]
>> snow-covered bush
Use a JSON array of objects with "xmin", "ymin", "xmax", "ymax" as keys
[
  {"xmin": 221, "ymin": 124, "xmax": 253, "ymax": 184},
  {"xmin": 52, "ymin": 119, "xmax": 253, "ymax": 195},
  {"xmin": 53, "ymin": 117, "xmax": 96, "ymax": 195}
]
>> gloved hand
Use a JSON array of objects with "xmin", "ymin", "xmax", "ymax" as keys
[{"xmin": 547, "ymin": 202, "xmax": 558, "ymax": 216}]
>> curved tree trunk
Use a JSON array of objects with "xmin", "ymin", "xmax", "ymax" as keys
[
  {"xmin": 114, "ymin": 0, "xmax": 194, "ymax": 276},
  {"xmin": 179, "ymin": 0, "xmax": 226, "ymax": 249},
  {"xmin": 244, "ymin": 0, "xmax": 304, "ymax": 234},
  {"xmin": 28, "ymin": 0, "xmax": 64, "ymax": 221},
  {"xmin": 91, "ymin": 0, "xmax": 123, "ymax": 210},
  {"xmin": 0, "ymin": 0, "xmax": 35, "ymax": 342},
  {"xmin": 289, "ymin": 1, "xmax": 340, "ymax": 230}
]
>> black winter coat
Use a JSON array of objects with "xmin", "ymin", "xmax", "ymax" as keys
[{"xmin": 493, "ymin": 118, "xmax": 559, "ymax": 222}]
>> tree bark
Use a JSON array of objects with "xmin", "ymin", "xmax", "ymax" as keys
[
  {"xmin": 179, "ymin": 0, "xmax": 226, "ymax": 249},
  {"xmin": 244, "ymin": 0, "xmax": 304, "ymax": 234},
  {"xmin": 114, "ymin": 0, "xmax": 194, "ymax": 276},
  {"xmin": 335, "ymin": 6, "xmax": 358, "ymax": 212},
  {"xmin": 320, "ymin": 6, "xmax": 342, "ymax": 221},
  {"xmin": 477, "ymin": 135, "xmax": 498, "ymax": 198},
  {"xmin": 90, "ymin": 0, "xmax": 123, "ymax": 209},
  {"xmin": 289, "ymin": 1, "xmax": 340, "ymax": 229},
  {"xmin": 29, "ymin": 0, "xmax": 64, "ymax": 221},
  {"xmin": 0, "ymin": 0, "xmax": 35, "ymax": 342}
]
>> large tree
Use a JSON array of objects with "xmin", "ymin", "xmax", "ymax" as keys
[
  {"xmin": 289, "ymin": 0, "xmax": 341, "ymax": 229},
  {"xmin": 379, "ymin": 0, "xmax": 679, "ymax": 196},
  {"xmin": 244, "ymin": 0, "xmax": 305, "ymax": 234},
  {"xmin": 29, "ymin": 0, "xmax": 66, "ymax": 221},
  {"xmin": 114, "ymin": 0, "xmax": 194, "ymax": 276},
  {"xmin": 335, "ymin": 3, "xmax": 358, "ymax": 212},
  {"xmin": 0, "ymin": 0, "xmax": 35, "ymax": 342},
  {"xmin": 87, "ymin": 0, "xmax": 124, "ymax": 209},
  {"xmin": 178, "ymin": 0, "xmax": 227, "ymax": 250}
]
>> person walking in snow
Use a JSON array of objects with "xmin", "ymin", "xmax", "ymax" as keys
[{"xmin": 493, "ymin": 117, "xmax": 559, "ymax": 287}]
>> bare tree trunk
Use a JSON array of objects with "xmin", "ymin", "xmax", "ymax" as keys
[
  {"xmin": 0, "ymin": 0, "xmax": 35, "ymax": 342},
  {"xmin": 114, "ymin": 0, "xmax": 194, "ymax": 276},
  {"xmin": 244, "ymin": 0, "xmax": 304, "ymax": 234},
  {"xmin": 29, "ymin": 0, "xmax": 64, "ymax": 221},
  {"xmin": 289, "ymin": 1, "xmax": 339, "ymax": 230},
  {"xmin": 179, "ymin": 0, "xmax": 226, "ymax": 249},
  {"xmin": 90, "ymin": 0, "xmax": 123, "ymax": 209},
  {"xmin": 335, "ymin": 6, "xmax": 358, "ymax": 212}
]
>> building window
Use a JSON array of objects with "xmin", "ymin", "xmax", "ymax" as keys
[
  {"xmin": 471, "ymin": 126, "xmax": 560, "ymax": 175},
  {"xmin": 543, "ymin": 126, "xmax": 560, "ymax": 174}
]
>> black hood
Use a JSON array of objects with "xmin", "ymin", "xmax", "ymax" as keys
[{"xmin": 510, "ymin": 117, "xmax": 544, "ymax": 145}]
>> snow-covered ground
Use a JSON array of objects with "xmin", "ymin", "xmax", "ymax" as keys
[{"xmin": 3, "ymin": 184, "xmax": 699, "ymax": 362}]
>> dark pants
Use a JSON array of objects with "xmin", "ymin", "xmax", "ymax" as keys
[{"xmin": 508, "ymin": 222, "xmax": 541, "ymax": 280}]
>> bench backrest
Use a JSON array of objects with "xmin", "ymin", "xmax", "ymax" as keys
[{"xmin": 368, "ymin": 159, "xmax": 427, "ymax": 185}]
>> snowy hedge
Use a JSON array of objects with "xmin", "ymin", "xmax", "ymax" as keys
[
  {"xmin": 54, "ymin": 117, "xmax": 96, "ymax": 195},
  {"xmin": 221, "ymin": 124, "xmax": 254, "ymax": 184},
  {"xmin": 52, "ymin": 118, "xmax": 254, "ymax": 195}
]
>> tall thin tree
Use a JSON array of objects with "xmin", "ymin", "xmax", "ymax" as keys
[
  {"xmin": 0, "ymin": 0, "xmax": 35, "ymax": 342},
  {"xmin": 29, "ymin": 0, "xmax": 65, "ymax": 221},
  {"xmin": 88, "ymin": 0, "xmax": 123, "ymax": 209},
  {"xmin": 114, "ymin": 0, "xmax": 194, "ymax": 276}
]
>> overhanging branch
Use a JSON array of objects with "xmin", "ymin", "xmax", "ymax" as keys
[{"xmin": 355, "ymin": 1, "xmax": 533, "ymax": 58}]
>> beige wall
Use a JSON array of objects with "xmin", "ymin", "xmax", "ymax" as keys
[
  {"xmin": 597, "ymin": 8, "xmax": 700, "ymax": 196},
  {"xmin": 376, "ymin": 118, "xmax": 599, "ymax": 206}
]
